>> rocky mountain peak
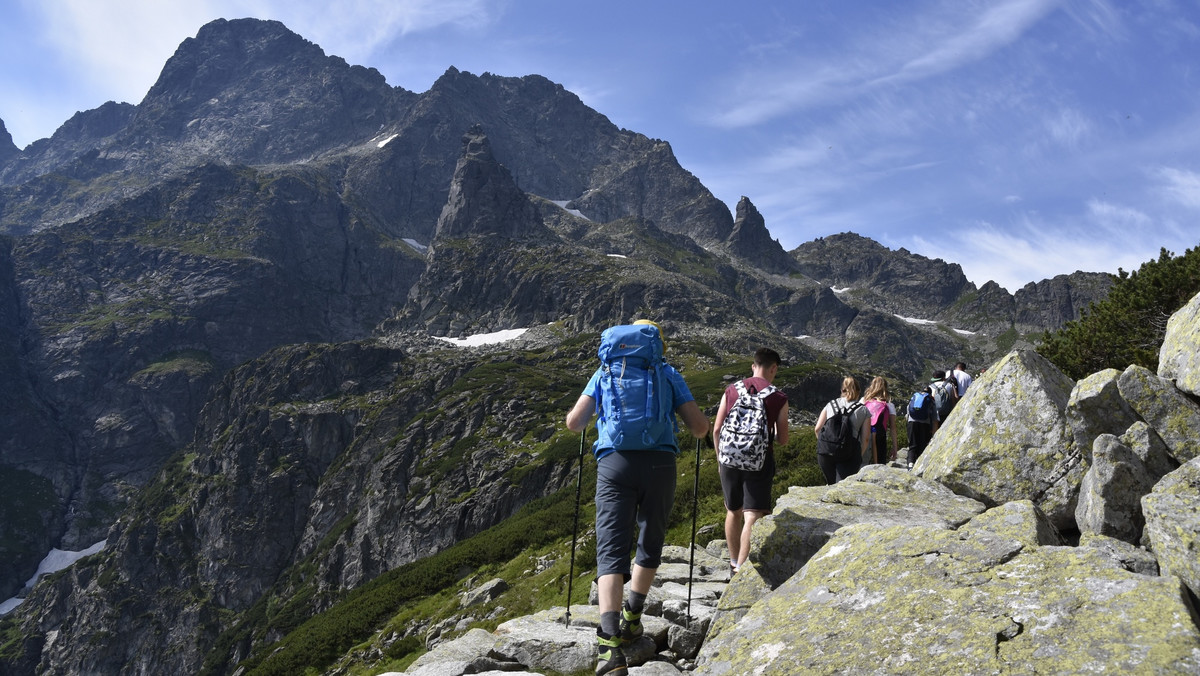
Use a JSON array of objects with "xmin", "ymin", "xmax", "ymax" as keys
[
  {"xmin": 0, "ymin": 118, "xmax": 18, "ymax": 164},
  {"xmin": 727, "ymin": 195, "xmax": 798, "ymax": 274},
  {"xmin": 433, "ymin": 125, "xmax": 544, "ymax": 241}
]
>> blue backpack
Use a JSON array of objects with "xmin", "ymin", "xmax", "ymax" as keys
[
  {"xmin": 908, "ymin": 390, "xmax": 934, "ymax": 423},
  {"xmin": 592, "ymin": 324, "xmax": 677, "ymax": 453}
]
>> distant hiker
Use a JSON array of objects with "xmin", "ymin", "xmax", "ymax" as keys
[
  {"xmin": 565, "ymin": 320, "xmax": 708, "ymax": 675},
  {"xmin": 713, "ymin": 347, "xmax": 789, "ymax": 575},
  {"xmin": 951, "ymin": 361, "xmax": 973, "ymax": 399},
  {"xmin": 928, "ymin": 370, "xmax": 958, "ymax": 424},
  {"xmin": 861, "ymin": 376, "xmax": 897, "ymax": 465},
  {"xmin": 905, "ymin": 380, "xmax": 941, "ymax": 468},
  {"xmin": 814, "ymin": 376, "xmax": 870, "ymax": 484}
]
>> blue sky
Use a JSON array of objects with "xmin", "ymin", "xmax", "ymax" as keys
[{"xmin": 1, "ymin": 0, "xmax": 1198, "ymax": 293}]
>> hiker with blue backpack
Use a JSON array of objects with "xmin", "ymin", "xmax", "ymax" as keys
[
  {"xmin": 905, "ymin": 374, "xmax": 942, "ymax": 468},
  {"xmin": 814, "ymin": 376, "xmax": 871, "ymax": 484},
  {"xmin": 565, "ymin": 320, "xmax": 708, "ymax": 676},
  {"xmin": 712, "ymin": 348, "xmax": 789, "ymax": 576}
]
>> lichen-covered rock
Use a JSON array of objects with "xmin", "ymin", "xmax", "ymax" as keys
[
  {"xmin": 916, "ymin": 349, "xmax": 1083, "ymax": 529},
  {"xmin": 1076, "ymin": 422, "xmax": 1179, "ymax": 544},
  {"xmin": 696, "ymin": 523, "xmax": 1200, "ymax": 675},
  {"xmin": 748, "ymin": 465, "xmax": 985, "ymax": 588},
  {"xmin": 1076, "ymin": 434, "xmax": 1156, "ymax": 544},
  {"xmin": 1079, "ymin": 532, "xmax": 1159, "ymax": 576},
  {"xmin": 1066, "ymin": 368, "xmax": 1140, "ymax": 462},
  {"xmin": 1159, "ymin": 290, "xmax": 1200, "ymax": 396},
  {"xmin": 959, "ymin": 499, "xmax": 1063, "ymax": 547},
  {"xmin": 1117, "ymin": 365, "xmax": 1200, "ymax": 465},
  {"xmin": 1141, "ymin": 456, "xmax": 1200, "ymax": 601}
]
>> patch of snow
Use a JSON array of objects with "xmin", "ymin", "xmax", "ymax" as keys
[
  {"xmin": 607, "ymin": 254, "xmax": 628, "ymax": 259},
  {"xmin": 550, "ymin": 200, "xmax": 589, "ymax": 220},
  {"xmin": 0, "ymin": 540, "xmax": 106, "ymax": 616},
  {"xmin": 796, "ymin": 335, "xmax": 810, "ymax": 340},
  {"xmin": 895, "ymin": 314, "xmax": 938, "ymax": 326},
  {"xmin": 832, "ymin": 287, "xmax": 851, "ymax": 294},
  {"xmin": 433, "ymin": 328, "xmax": 529, "ymax": 347},
  {"xmin": 377, "ymin": 133, "xmax": 399, "ymax": 148},
  {"xmin": 954, "ymin": 328, "xmax": 977, "ymax": 336},
  {"xmin": 402, "ymin": 238, "xmax": 428, "ymax": 253}
]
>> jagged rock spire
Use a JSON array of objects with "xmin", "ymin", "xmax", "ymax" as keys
[
  {"xmin": 726, "ymin": 196, "xmax": 798, "ymax": 274},
  {"xmin": 434, "ymin": 124, "xmax": 544, "ymax": 241},
  {"xmin": 0, "ymin": 118, "xmax": 19, "ymax": 165}
]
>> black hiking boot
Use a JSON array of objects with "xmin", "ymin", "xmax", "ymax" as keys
[
  {"xmin": 618, "ymin": 604, "xmax": 643, "ymax": 644},
  {"xmin": 596, "ymin": 630, "xmax": 628, "ymax": 675}
]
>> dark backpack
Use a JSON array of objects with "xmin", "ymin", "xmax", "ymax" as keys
[
  {"xmin": 908, "ymin": 391, "xmax": 934, "ymax": 423},
  {"xmin": 593, "ymin": 324, "xmax": 676, "ymax": 452},
  {"xmin": 718, "ymin": 380, "xmax": 777, "ymax": 471},
  {"xmin": 929, "ymin": 381, "xmax": 954, "ymax": 419},
  {"xmin": 817, "ymin": 399, "xmax": 863, "ymax": 461}
]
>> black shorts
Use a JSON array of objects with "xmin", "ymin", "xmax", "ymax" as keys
[{"xmin": 719, "ymin": 455, "xmax": 775, "ymax": 512}]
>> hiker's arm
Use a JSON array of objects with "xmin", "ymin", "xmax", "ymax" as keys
[
  {"xmin": 890, "ymin": 412, "xmax": 898, "ymax": 455},
  {"xmin": 565, "ymin": 394, "xmax": 595, "ymax": 433},
  {"xmin": 774, "ymin": 402, "xmax": 789, "ymax": 447},
  {"xmin": 859, "ymin": 416, "xmax": 871, "ymax": 455},
  {"xmin": 813, "ymin": 408, "xmax": 828, "ymax": 435},
  {"xmin": 676, "ymin": 400, "xmax": 709, "ymax": 438},
  {"xmin": 712, "ymin": 392, "xmax": 729, "ymax": 448}
]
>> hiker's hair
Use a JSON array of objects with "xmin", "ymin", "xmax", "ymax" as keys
[
  {"xmin": 955, "ymin": 362, "xmax": 968, "ymax": 371},
  {"xmin": 840, "ymin": 376, "xmax": 861, "ymax": 400},
  {"xmin": 754, "ymin": 347, "xmax": 782, "ymax": 369},
  {"xmin": 863, "ymin": 376, "xmax": 889, "ymax": 402}
]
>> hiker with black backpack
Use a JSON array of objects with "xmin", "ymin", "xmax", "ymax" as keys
[
  {"xmin": 928, "ymin": 370, "xmax": 958, "ymax": 429},
  {"xmin": 814, "ymin": 376, "xmax": 871, "ymax": 484},
  {"xmin": 565, "ymin": 320, "xmax": 708, "ymax": 676},
  {"xmin": 905, "ymin": 379, "xmax": 941, "ymax": 469},
  {"xmin": 712, "ymin": 348, "xmax": 789, "ymax": 576}
]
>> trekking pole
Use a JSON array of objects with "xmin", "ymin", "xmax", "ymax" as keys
[
  {"xmin": 563, "ymin": 429, "xmax": 586, "ymax": 627},
  {"xmin": 687, "ymin": 436, "xmax": 701, "ymax": 626}
]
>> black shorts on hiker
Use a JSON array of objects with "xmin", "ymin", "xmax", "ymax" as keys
[
  {"xmin": 594, "ymin": 450, "xmax": 677, "ymax": 579},
  {"xmin": 719, "ymin": 454, "xmax": 775, "ymax": 512}
]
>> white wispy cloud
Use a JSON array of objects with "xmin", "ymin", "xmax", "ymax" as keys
[
  {"xmin": 707, "ymin": 0, "xmax": 1062, "ymax": 129},
  {"xmin": 875, "ymin": 0, "xmax": 1062, "ymax": 86},
  {"xmin": 1154, "ymin": 166, "xmax": 1200, "ymax": 211}
]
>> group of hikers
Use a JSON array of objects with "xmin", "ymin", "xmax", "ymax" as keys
[{"xmin": 563, "ymin": 321, "xmax": 972, "ymax": 675}]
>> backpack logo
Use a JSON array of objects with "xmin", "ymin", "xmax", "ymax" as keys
[
  {"xmin": 816, "ymin": 399, "xmax": 863, "ymax": 461},
  {"xmin": 593, "ymin": 324, "xmax": 675, "ymax": 452},
  {"xmin": 718, "ymin": 381, "xmax": 777, "ymax": 471}
]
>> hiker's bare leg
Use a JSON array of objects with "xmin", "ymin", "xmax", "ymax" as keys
[
  {"xmin": 724, "ymin": 508, "xmax": 744, "ymax": 564},
  {"xmin": 599, "ymin": 565, "xmax": 656, "ymax": 615},
  {"xmin": 737, "ymin": 510, "xmax": 766, "ymax": 568},
  {"xmin": 598, "ymin": 572, "xmax": 623, "ymax": 614},
  {"xmin": 630, "ymin": 563, "xmax": 655, "ymax": 596}
]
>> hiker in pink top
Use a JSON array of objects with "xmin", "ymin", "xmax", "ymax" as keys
[{"xmin": 861, "ymin": 377, "xmax": 898, "ymax": 465}]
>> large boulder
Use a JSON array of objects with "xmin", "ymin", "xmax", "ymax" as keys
[
  {"xmin": 1159, "ymin": 290, "xmax": 1200, "ymax": 396},
  {"xmin": 1117, "ymin": 365, "xmax": 1200, "ymax": 465},
  {"xmin": 697, "ymin": 523, "xmax": 1200, "ymax": 675},
  {"xmin": 915, "ymin": 349, "xmax": 1082, "ymax": 529},
  {"xmin": 1075, "ymin": 422, "xmax": 1178, "ymax": 544},
  {"xmin": 747, "ymin": 465, "xmax": 985, "ymax": 589},
  {"xmin": 1065, "ymin": 368, "xmax": 1140, "ymax": 461},
  {"xmin": 1141, "ymin": 456, "xmax": 1200, "ymax": 601}
]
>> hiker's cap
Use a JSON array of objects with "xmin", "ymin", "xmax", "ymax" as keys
[{"xmin": 632, "ymin": 319, "xmax": 665, "ymax": 353}]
